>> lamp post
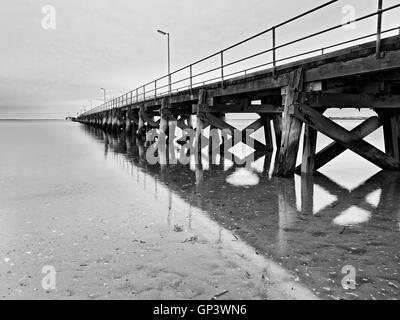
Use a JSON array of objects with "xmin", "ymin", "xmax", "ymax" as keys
[
  {"xmin": 100, "ymin": 88, "xmax": 107, "ymax": 102},
  {"xmin": 157, "ymin": 29, "xmax": 171, "ymax": 95}
]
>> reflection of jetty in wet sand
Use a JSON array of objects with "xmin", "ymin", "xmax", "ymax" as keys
[
  {"xmin": 84, "ymin": 126, "xmax": 400, "ymax": 300},
  {"xmin": 76, "ymin": 33, "xmax": 400, "ymax": 177}
]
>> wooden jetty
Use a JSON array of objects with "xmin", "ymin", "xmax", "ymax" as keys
[{"xmin": 75, "ymin": 0, "xmax": 400, "ymax": 177}]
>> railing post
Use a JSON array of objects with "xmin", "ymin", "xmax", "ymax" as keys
[
  {"xmin": 136, "ymin": 88, "xmax": 139, "ymax": 103},
  {"xmin": 190, "ymin": 64, "xmax": 193, "ymax": 93},
  {"xmin": 143, "ymin": 85, "xmax": 146, "ymax": 102},
  {"xmin": 168, "ymin": 74, "xmax": 172, "ymax": 97},
  {"xmin": 130, "ymin": 91, "xmax": 133, "ymax": 105},
  {"xmin": 272, "ymin": 26, "xmax": 276, "ymax": 76},
  {"xmin": 220, "ymin": 51, "xmax": 224, "ymax": 88},
  {"xmin": 154, "ymin": 80, "xmax": 157, "ymax": 100},
  {"xmin": 376, "ymin": 0, "xmax": 383, "ymax": 59}
]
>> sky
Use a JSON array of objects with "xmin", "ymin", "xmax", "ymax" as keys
[{"xmin": 0, "ymin": 0, "xmax": 399, "ymax": 119}]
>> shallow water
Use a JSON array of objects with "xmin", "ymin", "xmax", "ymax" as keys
[{"xmin": 0, "ymin": 120, "xmax": 399, "ymax": 300}]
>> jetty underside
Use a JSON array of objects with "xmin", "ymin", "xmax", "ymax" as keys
[{"xmin": 76, "ymin": 35, "xmax": 400, "ymax": 177}]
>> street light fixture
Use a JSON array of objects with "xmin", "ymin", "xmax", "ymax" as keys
[
  {"xmin": 157, "ymin": 29, "xmax": 171, "ymax": 95},
  {"xmin": 100, "ymin": 88, "xmax": 107, "ymax": 102}
]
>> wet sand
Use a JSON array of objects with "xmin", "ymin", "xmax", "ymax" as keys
[
  {"xmin": 1, "ymin": 120, "xmax": 399, "ymax": 300},
  {"xmin": 0, "ymin": 120, "xmax": 315, "ymax": 300},
  {"xmin": 85, "ymin": 122, "xmax": 400, "ymax": 300}
]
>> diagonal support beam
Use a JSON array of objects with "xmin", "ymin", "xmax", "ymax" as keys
[
  {"xmin": 141, "ymin": 111, "xmax": 159, "ymax": 128},
  {"xmin": 239, "ymin": 118, "xmax": 270, "ymax": 151},
  {"xmin": 242, "ymin": 118, "xmax": 271, "ymax": 151},
  {"xmin": 291, "ymin": 104, "xmax": 400, "ymax": 170},
  {"xmin": 199, "ymin": 112, "xmax": 234, "ymax": 134},
  {"xmin": 199, "ymin": 113, "xmax": 268, "ymax": 151},
  {"xmin": 295, "ymin": 116, "xmax": 382, "ymax": 173},
  {"xmin": 176, "ymin": 118, "xmax": 192, "ymax": 131}
]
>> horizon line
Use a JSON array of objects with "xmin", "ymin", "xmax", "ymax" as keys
[{"xmin": 0, "ymin": 118, "xmax": 66, "ymax": 121}]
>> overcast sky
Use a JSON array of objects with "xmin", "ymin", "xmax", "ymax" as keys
[{"xmin": 1, "ymin": 0, "xmax": 398, "ymax": 119}]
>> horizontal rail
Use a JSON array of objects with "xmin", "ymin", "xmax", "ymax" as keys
[{"xmin": 79, "ymin": 0, "xmax": 400, "ymax": 117}]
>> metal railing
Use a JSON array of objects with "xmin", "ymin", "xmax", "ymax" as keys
[{"xmin": 79, "ymin": 0, "xmax": 400, "ymax": 118}]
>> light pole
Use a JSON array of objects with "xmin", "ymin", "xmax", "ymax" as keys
[
  {"xmin": 157, "ymin": 29, "xmax": 171, "ymax": 95},
  {"xmin": 100, "ymin": 88, "xmax": 107, "ymax": 102}
]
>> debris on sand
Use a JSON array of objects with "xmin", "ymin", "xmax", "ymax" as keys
[
  {"xmin": 132, "ymin": 239, "xmax": 146, "ymax": 244},
  {"xmin": 174, "ymin": 224, "xmax": 184, "ymax": 232},
  {"xmin": 183, "ymin": 236, "xmax": 198, "ymax": 243},
  {"xmin": 211, "ymin": 290, "xmax": 229, "ymax": 300}
]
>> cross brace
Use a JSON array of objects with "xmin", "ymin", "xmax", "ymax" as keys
[{"xmin": 291, "ymin": 104, "xmax": 400, "ymax": 170}]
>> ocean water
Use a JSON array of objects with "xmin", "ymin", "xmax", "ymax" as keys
[{"xmin": 0, "ymin": 119, "xmax": 399, "ymax": 300}]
